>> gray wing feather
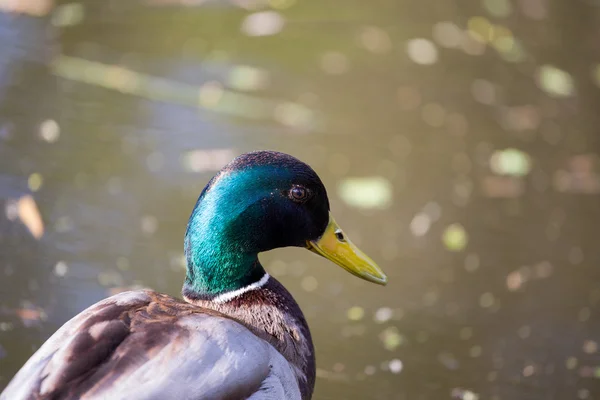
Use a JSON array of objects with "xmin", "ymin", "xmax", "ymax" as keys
[
  {"xmin": 1, "ymin": 291, "xmax": 151, "ymax": 400},
  {"xmin": 0, "ymin": 290, "xmax": 301, "ymax": 400},
  {"xmin": 81, "ymin": 315, "xmax": 301, "ymax": 400}
]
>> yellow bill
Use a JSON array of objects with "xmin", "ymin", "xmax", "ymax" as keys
[{"xmin": 306, "ymin": 213, "xmax": 388, "ymax": 285}]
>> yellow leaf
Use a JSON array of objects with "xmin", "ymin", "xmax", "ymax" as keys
[{"xmin": 18, "ymin": 195, "xmax": 44, "ymax": 239}]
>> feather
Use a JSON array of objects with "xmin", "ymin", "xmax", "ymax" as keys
[{"xmin": 0, "ymin": 290, "xmax": 301, "ymax": 400}]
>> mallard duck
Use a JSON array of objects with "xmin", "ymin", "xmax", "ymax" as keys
[{"xmin": 1, "ymin": 151, "xmax": 387, "ymax": 400}]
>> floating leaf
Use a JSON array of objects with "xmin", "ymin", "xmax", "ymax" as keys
[{"xmin": 17, "ymin": 195, "xmax": 44, "ymax": 239}]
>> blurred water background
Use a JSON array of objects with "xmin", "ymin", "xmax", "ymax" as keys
[{"xmin": 1, "ymin": 1, "xmax": 600, "ymax": 399}]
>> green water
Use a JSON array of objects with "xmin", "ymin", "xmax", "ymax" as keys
[{"xmin": 1, "ymin": 2, "xmax": 600, "ymax": 399}]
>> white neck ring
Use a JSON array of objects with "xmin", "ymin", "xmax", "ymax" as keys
[{"xmin": 211, "ymin": 273, "xmax": 270, "ymax": 304}]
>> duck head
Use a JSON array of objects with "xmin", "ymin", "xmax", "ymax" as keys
[{"xmin": 183, "ymin": 151, "xmax": 387, "ymax": 300}]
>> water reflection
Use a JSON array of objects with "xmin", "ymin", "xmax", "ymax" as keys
[{"xmin": 2, "ymin": 1, "xmax": 600, "ymax": 399}]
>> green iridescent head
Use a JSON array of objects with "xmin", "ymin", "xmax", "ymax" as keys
[
  {"xmin": 183, "ymin": 151, "xmax": 329, "ymax": 298},
  {"xmin": 182, "ymin": 151, "xmax": 387, "ymax": 301}
]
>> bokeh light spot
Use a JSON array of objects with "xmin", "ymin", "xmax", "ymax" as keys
[
  {"xmin": 320, "ymin": 52, "xmax": 350, "ymax": 75},
  {"xmin": 141, "ymin": 215, "xmax": 158, "ymax": 236},
  {"xmin": 537, "ymin": 65, "xmax": 575, "ymax": 97},
  {"xmin": 583, "ymin": 340, "xmax": 598, "ymax": 354},
  {"xmin": 410, "ymin": 212, "xmax": 431, "ymax": 237},
  {"xmin": 229, "ymin": 65, "xmax": 269, "ymax": 91},
  {"xmin": 460, "ymin": 327, "xmax": 473, "ymax": 340},
  {"xmin": 198, "ymin": 81, "xmax": 224, "ymax": 108},
  {"xmin": 461, "ymin": 32, "xmax": 487, "ymax": 55},
  {"xmin": 471, "ymin": 79, "xmax": 496, "ymax": 105},
  {"xmin": 379, "ymin": 327, "xmax": 405, "ymax": 351},
  {"xmin": 301, "ymin": 276, "xmax": 318, "ymax": 292},
  {"xmin": 358, "ymin": 26, "xmax": 392, "ymax": 54},
  {"xmin": 374, "ymin": 307, "xmax": 393, "ymax": 323},
  {"xmin": 338, "ymin": 177, "xmax": 393, "ymax": 209},
  {"xmin": 479, "ymin": 292, "xmax": 495, "ymax": 308},
  {"xmin": 489, "ymin": 148, "xmax": 531, "ymax": 176},
  {"xmin": 241, "ymin": 11, "xmax": 285, "ymax": 37},
  {"xmin": 347, "ymin": 306, "xmax": 365, "ymax": 321},
  {"xmin": 52, "ymin": 3, "xmax": 84, "ymax": 27},
  {"xmin": 39, "ymin": 120, "xmax": 60, "ymax": 143},
  {"xmin": 483, "ymin": 0, "xmax": 513, "ymax": 18},
  {"xmin": 497, "ymin": 37, "xmax": 526, "ymax": 63},
  {"xmin": 592, "ymin": 64, "xmax": 600, "ymax": 88},
  {"xmin": 268, "ymin": 0, "xmax": 295, "ymax": 9},
  {"xmin": 182, "ymin": 149, "xmax": 235, "ymax": 173},
  {"xmin": 506, "ymin": 271, "xmax": 524, "ymax": 291},
  {"xmin": 389, "ymin": 359, "xmax": 403, "ymax": 374},
  {"xmin": 443, "ymin": 223, "xmax": 468, "ymax": 251},
  {"xmin": 432, "ymin": 22, "xmax": 462, "ymax": 48},
  {"xmin": 406, "ymin": 39, "xmax": 438, "ymax": 65},
  {"xmin": 469, "ymin": 345, "xmax": 482, "ymax": 358},
  {"xmin": 397, "ymin": 87, "xmax": 421, "ymax": 111},
  {"xmin": 465, "ymin": 254, "xmax": 480, "ymax": 272},
  {"xmin": 421, "ymin": 103, "xmax": 446, "ymax": 127},
  {"xmin": 467, "ymin": 17, "xmax": 494, "ymax": 43},
  {"xmin": 28, "ymin": 173, "xmax": 43, "ymax": 192},
  {"xmin": 54, "ymin": 261, "xmax": 68, "ymax": 277}
]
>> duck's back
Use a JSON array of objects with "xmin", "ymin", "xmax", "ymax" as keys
[{"xmin": 1, "ymin": 290, "xmax": 301, "ymax": 400}]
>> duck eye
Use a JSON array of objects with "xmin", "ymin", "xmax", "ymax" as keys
[{"xmin": 289, "ymin": 186, "xmax": 309, "ymax": 202}]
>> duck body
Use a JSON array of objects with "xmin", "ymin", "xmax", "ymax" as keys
[
  {"xmin": 3, "ymin": 284, "xmax": 310, "ymax": 400},
  {"xmin": 1, "ymin": 151, "xmax": 386, "ymax": 400}
]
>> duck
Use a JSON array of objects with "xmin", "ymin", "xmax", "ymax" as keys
[{"xmin": 1, "ymin": 150, "xmax": 387, "ymax": 400}]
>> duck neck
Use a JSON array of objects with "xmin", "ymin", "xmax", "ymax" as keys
[
  {"xmin": 182, "ymin": 255, "xmax": 267, "ymax": 302},
  {"xmin": 182, "ymin": 192, "xmax": 267, "ymax": 300}
]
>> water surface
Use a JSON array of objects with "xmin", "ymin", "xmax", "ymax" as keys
[{"xmin": 1, "ymin": 2, "xmax": 600, "ymax": 399}]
